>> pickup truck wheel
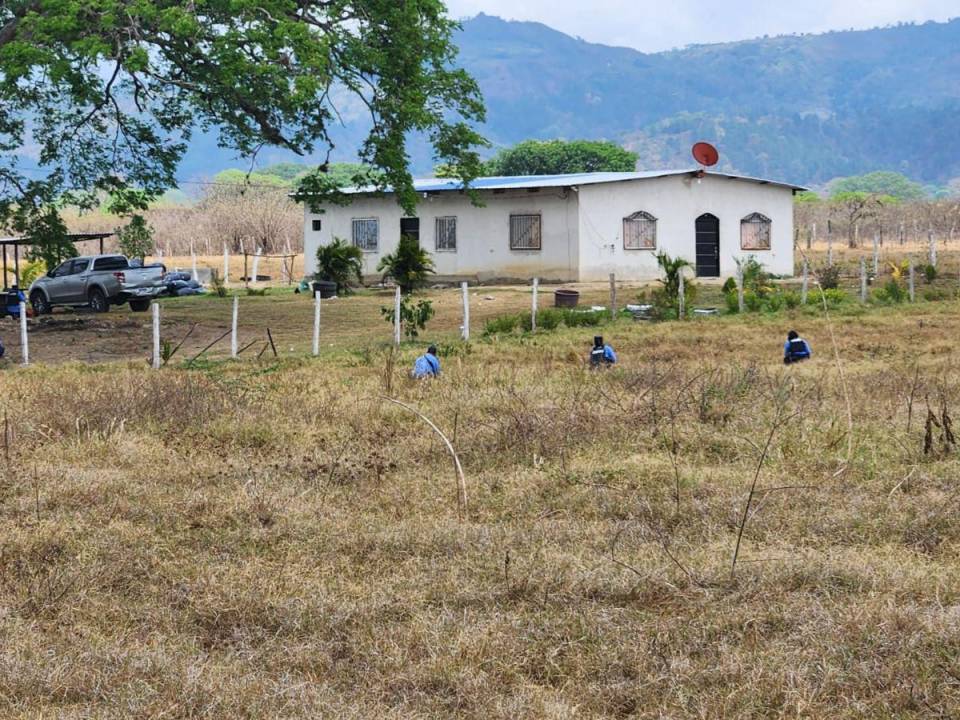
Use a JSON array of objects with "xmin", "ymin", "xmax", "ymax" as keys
[
  {"xmin": 89, "ymin": 288, "xmax": 109, "ymax": 313},
  {"xmin": 128, "ymin": 298, "xmax": 151, "ymax": 312},
  {"xmin": 30, "ymin": 291, "xmax": 51, "ymax": 315}
]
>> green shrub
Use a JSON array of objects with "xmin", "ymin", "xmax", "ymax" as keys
[
  {"xmin": 816, "ymin": 264, "xmax": 841, "ymax": 290},
  {"xmin": 820, "ymin": 288, "xmax": 848, "ymax": 306},
  {"xmin": 765, "ymin": 292, "xmax": 785, "ymax": 313},
  {"xmin": 536, "ymin": 308, "xmax": 563, "ymax": 331},
  {"xmin": 245, "ymin": 287, "xmax": 268, "ymax": 296},
  {"xmin": 923, "ymin": 287, "xmax": 950, "ymax": 302},
  {"xmin": 875, "ymin": 279, "xmax": 905, "ymax": 304},
  {"xmin": 721, "ymin": 277, "xmax": 737, "ymax": 294},
  {"xmin": 783, "ymin": 291, "xmax": 801, "ymax": 309},
  {"xmin": 315, "ymin": 238, "xmax": 364, "ymax": 295},
  {"xmin": 724, "ymin": 291, "xmax": 740, "ymax": 314},
  {"xmin": 653, "ymin": 252, "xmax": 697, "ymax": 319},
  {"xmin": 19, "ymin": 259, "xmax": 46, "ymax": 288},
  {"xmin": 743, "ymin": 289, "xmax": 763, "ymax": 312},
  {"xmin": 380, "ymin": 296, "xmax": 434, "ymax": 340},
  {"xmin": 923, "ymin": 264, "xmax": 938, "ymax": 284},
  {"xmin": 562, "ymin": 309, "xmax": 607, "ymax": 326},
  {"xmin": 483, "ymin": 314, "xmax": 518, "ymax": 336},
  {"xmin": 210, "ymin": 269, "xmax": 228, "ymax": 297}
]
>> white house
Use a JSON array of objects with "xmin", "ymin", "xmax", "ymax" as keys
[{"xmin": 301, "ymin": 170, "xmax": 805, "ymax": 283}]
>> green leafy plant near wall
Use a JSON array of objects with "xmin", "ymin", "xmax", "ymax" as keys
[
  {"xmin": 315, "ymin": 238, "xmax": 364, "ymax": 295},
  {"xmin": 377, "ymin": 235, "xmax": 435, "ymax": 294},
  {"xmin": 651, "ymin": 252, "xmax": 696, "ymax": 319}
]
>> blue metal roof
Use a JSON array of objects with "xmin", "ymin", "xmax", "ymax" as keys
[{"xmin": 339, "ymin": 169, "xmax": 806, "ymax": 195}]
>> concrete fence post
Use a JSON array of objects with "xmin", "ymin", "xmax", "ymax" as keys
[
  {"xmin": 223, "ymin": 244, "xmax": 230, "ymax": 284},
  {"xmin": 678, "ymin": 271, "xmax": 686, "ymax": 319},
  {"xmin": 461, "ymin": 282, "xmax": 470, "ymax": 341},
  {"xmin": 19, "ymin": 302, "xmax": 28, "ymax": 366},
  {"xmin": 872, "ymin": 233, "xmax": 879, "ymax": 277},
  {"xmin": 737, "ymin": 265, "xmax": 745, "ymax": 313},
  {"xmin": 908, "ymin": 258, "xmax": 915, "ymax": 302},
  {"xmin": 860, "ymin": 258, "xmax": 867, "ymax": 303},
  {"xmin": 827, "ymin": 220, "xmax": 833, "ymax": 267},
  {"xmin": 152, "ymin": 302, "xmax": 161, "ymax": 370},
  {"xmin": 531, "ymin": 277, "xmax": 539, "ymax": 332},
  {"xmin": 231, "ymin": 296, "xmax": 239, "ymax": 358},
  {"xmin": 312, "ymin": 291, "xmax": 321, "ymax": 356},
  {"xmin": 609, "ymin": 273, "xmax": 617, "ymax": 320},
  {"xmin": 394, "ymin": 286, "xmax": 402, "ymax": 347},
  {"xmin": 809, "ymin": 222, "xmax": 815, "ymax": 251},
  {"xmin": 251, "ymin": 247, "xmax": 262, "ymax": 284},
  {"xmin": 801, "ymin": 260, "xmax": 808, "ymax": 305},
  {"xmin": 929, "ymin": 229, "xmax": 937, "ymax": 268}
]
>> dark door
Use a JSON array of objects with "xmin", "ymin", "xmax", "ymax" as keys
[
  {"xmin": 695, "ymin": 214, "xmax": 720, "ymax": 278},
  {"xmin": 400, "ymin": 217, "xmax": 420, "ymax": 245}
]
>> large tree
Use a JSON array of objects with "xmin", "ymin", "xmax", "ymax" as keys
[
  {"xmin": 483, "ymin": 139, "xmax": 637, "ymax": 176},
  {"xmin": 0, "ymin": 1, "xmax": 486, "ymax": 265}
]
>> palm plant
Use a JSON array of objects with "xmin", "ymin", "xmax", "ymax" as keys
[
  {"xmin": 653, "ymin": 251, "xmax": 696, "ymax": 318},
  {"xmin": 377, "ymin": 234, "xmax": 434, "ymax": 294},
  {"xmin": 315, "ymin": 238, "xmax": 364, "ymax": 294}
]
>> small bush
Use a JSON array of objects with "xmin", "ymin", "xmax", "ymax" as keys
[
  {"xmin": 245, "ymin": 287, "xmax": 268, "ymax": 297},
  {"xmin": 783, "ymin": 291, "xmax": 802, "ymax": 309},
  {"xmin": 875, "ymin": 280, "xmax": 905, "ymax": 304},
  {"xmin": 724, "ymin": 291, "xmax": 740, "ymax": 314},
  {"xmin": 743, "ymin": 289, "xmax": 763, "ymax": 312},
  {"xmin": 721, "ymin": 277, "xmax": 738, "ymax": 294},
  {"xmin": 536, "ymin": 308, "xmax": 563, "ymax": 331},
  {"xmin": 816, "ymin": 264, "xmax": 841, "ymax": 290},
  {"xmin": 923, "ymin": 287, "xmax": 950, "ymax": 302},
  {"xmin": 820, "ymin": 288, "xmax": 848, "ymax": 306},
  {"xmin": 562, "ymin": 309, "xmax": 607, "ymax": 326},
  {"xmin": 765, "ymin": 292, "xmax": 785, "ymax": 313},
  {"xmin": 210, "ymin": 269, "xmax": 228, "ymax": 298},
  {"xmin": 380, "ymin": 296, "xmax": 434, "ymax": 340},
  {"xmin": 483, "ymin": 314, "xmax": 519, "ymax": 336},
  {"xmin": 923, "ymin": 264, "xmax": 938, "ymax": 284}
]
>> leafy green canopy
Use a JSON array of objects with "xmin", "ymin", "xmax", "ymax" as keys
[
  {"xmin": 0, "ymin": 0, "xmax": 487, "ymax": 257},
  {"xmin": 829, "ymin": 172, "xmax": 927, "ymax": 201},
  {"xmin": 483, "ymin": 140, "xmax": 637, "ymax": 176}
]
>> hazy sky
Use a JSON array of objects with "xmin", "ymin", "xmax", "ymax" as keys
[{"xmin": 445, "ymin": 0, "xmax": 960, "ymax": 52}]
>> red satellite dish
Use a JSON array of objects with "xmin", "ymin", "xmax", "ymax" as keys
[{"xmin": 692, "ymin": 142, "xmax": 719, "ymax": 167}]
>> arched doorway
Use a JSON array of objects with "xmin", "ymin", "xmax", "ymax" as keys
[{"xmin": 695, "ymin": 214, "xmax": 720, "ymax": 278}]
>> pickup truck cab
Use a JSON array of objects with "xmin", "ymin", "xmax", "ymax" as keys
[{"xmin": 29, "ymin": 255, "xmax": 166, "ymax": 314}]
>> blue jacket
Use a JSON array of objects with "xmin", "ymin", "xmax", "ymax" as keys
[
  {"xmin": 412, "ymin": 353, "xmax": 440, "ymax": 378},
  {"xmin": 784, "ymin": 338, "xmax": 812, "ymax": 361},
  {"xmin": 590, "ymin": 344, "xmax": 617, "ymax": 365}
]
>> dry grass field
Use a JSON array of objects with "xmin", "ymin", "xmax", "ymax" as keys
[{"xmin": 2, "ymin": 248, "xmax": 960, "ymax": 717}]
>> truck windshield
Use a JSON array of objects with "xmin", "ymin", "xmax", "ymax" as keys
[{"xmin": 92, "ymin": 256, "xmax": 129, "ymax": 271}]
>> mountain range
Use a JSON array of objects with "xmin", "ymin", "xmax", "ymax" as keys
[{"xmin": 177, "ymin": 13, "xmax": 960, "ymax": 188}]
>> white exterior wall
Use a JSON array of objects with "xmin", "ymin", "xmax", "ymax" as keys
[
  {"xmin": 302, "ymin": 173, "xmax": 797, "ymax": 283},
  {"xmin": 576, "ymin": 174, "xmax": 796, "ymax": 281},
  {"xmin": 304, "ymin": 189, "xmax": 579, "ymax": 282}
]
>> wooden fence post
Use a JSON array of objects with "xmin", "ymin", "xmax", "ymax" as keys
[
  {"xmin": 860, "ymin": 258, "xmax": 867, "ymax": 303},
  {"xmin": 312, "ymin": 291, "xmax": 321, "ymax": 356},
  {"xmin": 231, "ymin": 296, "xmax": 239, "ymax": 357},
  {"xmin": 609, "ymin": 273, "xmax": 617, "ymax": 319},
  {"xmin": 152, "ymin": 302, "xmax": 161, "ymax": 370},
  {"xmin": 908, "ymin": 258, "xmax": 915, "ymax": 302},
  {"xmin": 394, "ymin": 286, "xmax": 402, "ymax": 347},
  {"xmin": 243, "ymin": 253, "xmax": 249, "ymax": 289},
  {"xmin": 801, "ymin": 260, "xmax": 808, "ymax": 305},
  {"xmin": 19, "ymin": 302, "xmax": 28, "ymax": 366},
  {"xmin": 461, "ymin": 282, "xmax": 470, "ymax": 341},
  {"xmin": 531, "ymin": 277, "xmax": 539, "ymax": 332}
]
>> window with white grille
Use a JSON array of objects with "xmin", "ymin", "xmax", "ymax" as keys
[
  {"xmin": 435, "ymin": 216, "xmax": 457, "ymax": 252},
  {"xmin": 623, "ymin": 211, "xmax": 657, "ymax": 250},
  {"xmin": 352, "ymin": 218, "xmax": 379, "ymax": 252},
  {"xmin": 741, "ymin": 213, "xmax": 771, "ymax": 250},
  {"xmin": 509, "ymin": 214, "xmax": 541, "ymax": 251}
]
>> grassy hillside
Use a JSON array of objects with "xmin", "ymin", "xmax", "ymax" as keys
[{"xmin": 2, "ymin": 284, "xmax": 960, "ymax": 716}]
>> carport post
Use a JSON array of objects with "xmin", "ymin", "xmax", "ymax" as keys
[
  {"xmin": 152, "ymin": 302, "xmax": 161, "ymax": 370},
  {"xmin": 231, "ymin": 296, "xmax": 239, "ymax": 358},
  {"xmin": 531, "ymin": 277, "xmax": 539, "ymax": 333},
  {"xmin": 19, "ymin": 302, "xmax": 28, "ymax": 366},
  {"xmin": 393, "ymin": 286, "xmax": 401, "ymax": 347},
  {"xmin": 461, "ymin": 282, "xmax": 470, "ymax": 342},
  {"xmin": 312, "ymin": 291, "xmax": 321, "ymax": 356}
]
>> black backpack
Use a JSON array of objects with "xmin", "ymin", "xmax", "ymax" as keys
[{"xmin": 787, "ymin": 338, "xmax": 809, "ymax": 360}]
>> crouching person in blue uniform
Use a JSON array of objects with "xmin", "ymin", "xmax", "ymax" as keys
[
  {"xmin": 412, "ymin": 345, "xmax": 440, "ymax": 379},
  {"xmin": 783, "ymin": 330, "xmax": 812, "ymax": 365},
  {"xmin": 590, "ymin": 336, "xmax": 617, "ymax": 368}
]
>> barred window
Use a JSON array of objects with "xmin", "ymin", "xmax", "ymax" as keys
[
  {"xmin": 435, "ymin": 216, "xmax": 457, "ymax": 252},
  {"xmin": 509, "ymin": 214, "xmax": 541, "ymax": 251},
  {"xmin": 352, "ymin": 218, "xmax": 379, "ymax": 252},
  {"xmin": 741, "ymin": 213, "xmax": 772, "ymax": 250},
  {"xmin": 623, "ymin": 211, "xmax": 657, "ymax": 250}
]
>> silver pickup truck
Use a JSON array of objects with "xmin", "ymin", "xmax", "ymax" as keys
[{"xmin": 29, "ymin": 255, "xmax": 166, "ymax": 314}]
